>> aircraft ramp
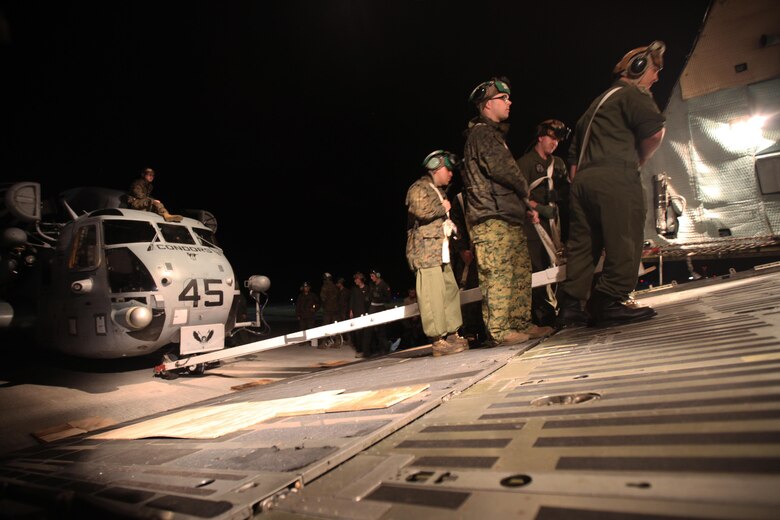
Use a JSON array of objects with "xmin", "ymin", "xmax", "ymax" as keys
[{"xmin": 1, "ymin": 267, "xmax": 780, "ymax": 519}]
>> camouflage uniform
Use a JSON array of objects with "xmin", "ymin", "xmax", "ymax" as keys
[
  {"xmin": 127, "ymin": 178, "xmax": 171, "ymax": 216},
  {"xmin": 405, "ymin": 175, "xmax": 463, "ymax": 339},
  {"xmin": 462, "ymin": 115, "xmax": 533, "ymax": 342}
]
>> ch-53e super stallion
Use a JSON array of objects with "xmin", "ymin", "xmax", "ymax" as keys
[{"xmin": 0, "ymin": 181, "xmax": 269, "ymax": 361}]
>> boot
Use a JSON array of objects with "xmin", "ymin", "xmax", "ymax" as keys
[
  {"xmin": 445, "ymin": 333, "xmax": 470, "ymax": 349},
  {"xmin": 432, "ymin": 337, "xmax": 467, "ymax": 357},
  {"xmin": 162, "ymin": 211, "xmax": 184, "ymax": 223},
  {"xmin": 525, "ymin": 325, "xmax": 555, "ymax": 339},
  {"xmin": 496, "ymin": 330, "xmax": 530, "ymax": 346},
  {"xmin": 591, "ymin": 291, "xmax": 656, "ymax": 327},
  {"xmin": 556, "ymin": 291, "xmax": 589, "ymax": 328}
]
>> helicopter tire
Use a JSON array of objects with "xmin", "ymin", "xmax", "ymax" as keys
[
  {"xmin": 187, "ymin": 363, "xmax": 206, "ymax": 376},
  {"xmin": 157, "ymin": 352, "xmax": 181, "ymax": 380}
]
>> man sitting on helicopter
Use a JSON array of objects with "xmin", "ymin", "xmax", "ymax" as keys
[{"xmin": 126, "ymin": 167, "xmax": 183, "ymax": 222}]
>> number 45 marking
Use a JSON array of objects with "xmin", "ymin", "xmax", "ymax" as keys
[{"xmin": 178, "ymin": 279, "xmax": 224, "ymax": 307}]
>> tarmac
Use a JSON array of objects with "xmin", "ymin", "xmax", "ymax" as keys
[{"xmin": 1, "ymin": 266, "xmax": 780, "ymax": 519}]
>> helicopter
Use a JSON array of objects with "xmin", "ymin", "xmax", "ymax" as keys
[{"xmin": 0, "ymin": 181, "xmax": 269, "ymax": 359}]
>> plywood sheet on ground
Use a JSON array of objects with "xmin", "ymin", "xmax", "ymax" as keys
[
  {"xmin": 33, "ymin": 416, "xmax": 117, "ymax": 443},
  {"xmin": 326, "ymin": 385, "xmax": 430, "ymax": 413},
  {"xmin": 90, "ymin": 384, "xmax": 428, "ymax": 440},
  {"xmin": 230, "ymin": 379, "xmax": 276, "ymax": 391}
]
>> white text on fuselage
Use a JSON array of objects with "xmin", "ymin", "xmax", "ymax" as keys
[{"xmin": 155, "ymin": 244, "xmax": 221, "ymax": 256}]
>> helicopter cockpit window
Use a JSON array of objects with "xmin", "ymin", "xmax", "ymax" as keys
[
  {"xmin": 158, "ymin": 224, "xmax": 196, "ymax": 245},
  {"xmin": 192, "ymin": 227, "xmax": 219, "ymax": 248},
  {"xmin": 69, "ymin": 224, "xmax": 99, "ymax": 270},
  {"xmin": 103, "ymin": 220, "xmax": 157, "ymax": 245}
]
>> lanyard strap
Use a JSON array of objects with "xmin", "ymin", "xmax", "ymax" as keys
[{"xmin": 577, "ymin": 87, "xmax": 622, "ymax": 170}]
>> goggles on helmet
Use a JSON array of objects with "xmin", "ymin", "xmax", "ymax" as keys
[
  {"xmin": 537, "ymin": 119, "xmax": 571, "ymax": 141},
  {"xmin": 422, "ymin": 150, "xmax": 460, "ymax": 171},
  {"xmin": 468, "ymin": 77, "xmax": 511, "ymax": 105}
]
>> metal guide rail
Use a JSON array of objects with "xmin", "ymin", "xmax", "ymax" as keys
[
  {"xmin": 643, "ymin": 235, "xmax": 780, "ymax": 259},
  {"xmin": 155, "ymin": 287, "xmax": 480, "ymax": 375},
  {"xmin": 156, "ymin": 266, "xmax": 568, "ymax": 376}
]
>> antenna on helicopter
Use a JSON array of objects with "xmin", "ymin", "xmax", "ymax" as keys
[{"xmin": 61, "ymin": 198, "xmax": 78, "ymax": 221}]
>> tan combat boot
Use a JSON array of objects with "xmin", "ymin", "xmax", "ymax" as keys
[
  {"xmin": 432, "ymin": 338, "xmax": 467, "ymax": 357},
  {"xmin": 162, "ymin": 211, "xmax": 184, "ymax": 223},
  {"xmin": 525, "ymin": 325, "xmax": 555, "ymax": 339},
  {"xmin": 446, "ymin": 333, "xmax": 470, "ymax": 350},
  {"xmin": 497, "ymin": 330, "xmax": 530, "ymax": 346}
]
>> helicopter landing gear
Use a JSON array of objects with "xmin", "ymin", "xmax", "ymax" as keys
[{"xmin": 155, "ymin": 351, "xmax": 206, "ymax": 379}]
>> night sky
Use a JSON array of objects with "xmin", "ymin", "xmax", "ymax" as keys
[{"xmin": 2, "ymin": 1, "xmax": 711, "ymax": 302}]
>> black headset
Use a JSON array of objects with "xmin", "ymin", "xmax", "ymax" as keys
[
  {"xmin": 422, "ymin": 150, "xmax": 460, "ymax": 171},
  {"xmin": 625, "ymin": 41, "xmax": 665, "ymax": 79}
]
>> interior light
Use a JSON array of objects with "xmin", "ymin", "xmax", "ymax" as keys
[{"xmin": 715, "ymin": 115, "xmax": 774, "ymax": 151}]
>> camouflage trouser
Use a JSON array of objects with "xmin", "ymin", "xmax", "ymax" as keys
[
  {"xmin": 471, "ymin": 219, "xmax": 532, "ymax": 342},
  {"xmin": 127, "ymin": 197, "xmax": 169, "ymax": 216},
  {"xmin": 416, "ymin": 264, "xmax": 463, "ymax": 339}
]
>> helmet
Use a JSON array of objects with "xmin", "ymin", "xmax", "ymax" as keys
[
  {"xmin": 613, "ymin": 41, "xmax": 666, "ymax": 78},
  {"xmin": 422, "ymin": 150, "xmax": 460, "ymax": 172},
  {"xmin": 301, "ymin": 281, "xmax": 310, "ymax": 290},
  {"xmin": 323, "ymin": 272, "xmax": 333, "ymax": 280},
  {"xmin": 536, "ymin": 119, "xmax": 571, "ymax": 141},
  {"xmin": 468, "ymin": 77, "xmax": 511, "ymax": 105},
  {"xmin": 370, "ymin": 269, "xmax": 381, "ymax": 278}
]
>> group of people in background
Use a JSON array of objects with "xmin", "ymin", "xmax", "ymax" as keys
[
  {"xmin": 406, "ymin": 40, "xmax": 668, "ymax": 357},
  {"xmin": 295, "ymin": 270, "xmax": 398, "ymax": 358}
]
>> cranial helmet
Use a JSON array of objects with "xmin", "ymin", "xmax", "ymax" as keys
[
  {"xmin": 536, "ymin": 119, "xmax": 571, "ymax": 141},
  {"xmin": 468, "ymin": 77, "xmax": 511, "ymax": 105},
  {"xmin": 422, "ymin": 150, "xmax": 460, "ymax": 172}
]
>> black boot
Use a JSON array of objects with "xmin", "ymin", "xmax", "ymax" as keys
[
  {"xmin": 591, "ymin": 291, "xmax": 657, "ymax": 327},
  {"xmin": 556, "ymin": 291, "xmax": 589, "ymax": 328}
]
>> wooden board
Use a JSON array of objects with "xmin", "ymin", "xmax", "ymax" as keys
[
  {"xmin": 90, "ymin": 384, "xmax": 429, "ymax": 440},
  {"xmin": 230, "ymin": 379, "xmax": 275, "ymax": 391},
  {"xmin": 33, "ymin": 416, "xmax": 117, "ymax": 443}
]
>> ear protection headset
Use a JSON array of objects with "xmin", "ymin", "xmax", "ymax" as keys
[
  {"xmin": 468, "ymin": 77, "xmax": 511, "ymax": 105},
  {"xmin": 621, "ymin": 41, "xmax": 666, "ymax": 79},
  {"xmin": 422, "ymin": 150, "xmax": 460, "ymax": 171}
]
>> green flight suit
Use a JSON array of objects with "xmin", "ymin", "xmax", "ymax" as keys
[{"xmin": 562, "ymin": 79, "xmax": 665, "ymax": 302}]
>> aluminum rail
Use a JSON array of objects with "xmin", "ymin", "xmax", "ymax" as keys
[{"xmin": 153, "ymin": 266, "xmax": 575, "ymax": 375}]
